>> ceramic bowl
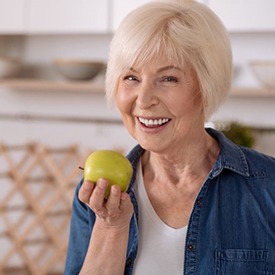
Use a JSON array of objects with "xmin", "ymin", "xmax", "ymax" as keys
[
  {"xmin": 0, "ymin": 56, "xmax": 21, "ymax": 78},
  {"xmin": 54, "ymin": 59, "xmax": 105, "ymax": 81}
]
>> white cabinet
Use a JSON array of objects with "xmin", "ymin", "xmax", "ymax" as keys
[
  {"xmin": 0, "ymin": 0, "xmax": 27, "ymax": 34},
  {"xmin": 111, "ymin": 0, "xmax": 151, "ymax": 31},
  {"xmin": 27, "ymin": 0, "xmax": 109, "ymax": 34},
  {"xmin": 111, "ymin": 0, "xmax": 275, "ymax": 33},
  {"xmin": 1, "ymin": 0, "xmax": 275, "ymax": 35},
  {"xmin": 208, "ymin": 0, "xmax": 275, "ymax": 32}
]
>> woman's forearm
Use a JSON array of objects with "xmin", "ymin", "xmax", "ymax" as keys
[
  {"xmin": 78, "ymin": 180, "xmax": 133, "ymax": 274},
  {"xmin": 80, "ymin": 221, "xmax": 130, "ymax": 275}
]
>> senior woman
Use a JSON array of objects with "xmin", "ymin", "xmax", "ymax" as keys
[{"xmin": 65, "ymin": 1, "xmax": 275, "ymax": 274}]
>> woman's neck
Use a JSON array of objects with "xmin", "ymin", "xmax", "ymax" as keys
[{"xmin": 141, "ymin": 131, "xmax": 220, "ymax": 186}]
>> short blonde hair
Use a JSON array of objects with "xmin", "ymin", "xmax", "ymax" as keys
[{"xmin": 105, "ymin": 0, "xmax": 232, "ymax": 120}]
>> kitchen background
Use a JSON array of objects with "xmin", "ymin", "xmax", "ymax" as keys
[{"xmin": 0, "ymin": 0, "xmax": 275, "ymax": 274}]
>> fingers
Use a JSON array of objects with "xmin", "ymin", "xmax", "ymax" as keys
[
  {"xmin": 120, "ymin": 192, "xmax": 132, "ymax": 207},
  {"xmin": 78, "ymin": 180, "xmax": 95, "ymax": 204},
  {"xmin": 91, "ymin": 183, "xmax": 122, "ymax": 219},
  {"xmin": 89, "ymin": 178, "xmax": 109, "ymax": 214},
  {"xmin": 120, "ymin": 192, "xmax": 134, "ymax": 215},
  {"xmin": 78, "ymin": 178, "xmax": 133, "ymax": 224},
  {"xmin": 105, "ymin": 185, "xmax": 122, "ymax": 214}
]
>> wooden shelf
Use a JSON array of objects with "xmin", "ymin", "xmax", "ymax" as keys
[
  {"xmin": 230, "ymin": 87, "xmax": 275, "ymax": 97},
  {"xmin": 0, "ymin": 78, "xmax": 105, "ymax": 93}
]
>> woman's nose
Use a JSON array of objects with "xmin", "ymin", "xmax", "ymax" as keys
[{"xmin": 136, "ymin": 83, "xmax": 159, "ymax": 109}]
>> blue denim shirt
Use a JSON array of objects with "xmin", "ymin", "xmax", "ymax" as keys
[{"xmin": 65, "ymin": 128, "xmax": 275, "ymax": 275}]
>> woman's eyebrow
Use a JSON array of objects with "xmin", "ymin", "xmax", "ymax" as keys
[
  {"xmin": 127, "ymin": 65, "xmax": 181, "ymax": 73},
  {"xmin": 157, "ymin": 65, "xmax": 181, "ymax": 73},
  {"xmin": 128, "ymin": 65, "xmax": 182, "ymax": 73}
]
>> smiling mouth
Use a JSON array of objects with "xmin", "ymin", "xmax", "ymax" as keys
[{"xmin": 138, "ymin": 117, "xmax": 170, "ymax": 127}]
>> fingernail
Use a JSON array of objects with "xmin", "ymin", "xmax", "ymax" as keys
[
  {"xmin": 83, "ymin": 180, "xmax": 93, "ymax": 190},
  {"xmin": 97, "ymin": 178, "xmax": 107, "ymax": 189},
  {"xmin": 111, "ymin": 185, "xmax": 120, "ymax": 195}
]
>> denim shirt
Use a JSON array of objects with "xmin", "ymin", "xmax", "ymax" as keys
[{"xmin": 65, "ymin": 128, "xmax": 275, "ymax": 275}]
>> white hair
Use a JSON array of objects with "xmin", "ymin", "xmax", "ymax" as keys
[{"xmin": 105, "ymin": 0, "xmax": 232, "ymax": 120}]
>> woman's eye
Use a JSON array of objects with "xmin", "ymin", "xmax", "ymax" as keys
[
  {"xmin": 123, "ymin": 75, "xmax": 138, "ymax": 82},
  {"xmin": 163, "ymin": 76, "xmax": 178, "ymax": 82}
]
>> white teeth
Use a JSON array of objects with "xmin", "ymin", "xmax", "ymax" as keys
[{"xmin": 138, "ymin": 117, "xmax": 169, "ymax": 126}]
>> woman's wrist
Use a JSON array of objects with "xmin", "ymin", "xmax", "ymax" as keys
[
  {"xmin": 93, "ymin": 218, "xmax": 131, "ymax": 239},
  {"xmin": 80, "ymin": 219, "xmax": 130, "ymax": 275}
]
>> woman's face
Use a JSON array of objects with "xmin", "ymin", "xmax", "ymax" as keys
[{"xmin": 115, "ymin": 56, "xmax": 205, "ymax": 153}]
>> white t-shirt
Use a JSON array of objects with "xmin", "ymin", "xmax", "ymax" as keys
[{"xmin": 133, "ymin": 161, "xmax": 187, "ymax": 275}]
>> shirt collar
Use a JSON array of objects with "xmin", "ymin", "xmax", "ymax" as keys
[
  {"xmin": 127, "ymin": 127, "xmax": 251, "ymax": 183},
  {"xmin": 206, "ymin": 127, "xmax": 250, "ymax": 178}
]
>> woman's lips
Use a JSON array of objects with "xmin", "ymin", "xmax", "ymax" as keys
[{"xmin": 137, "ymin": 117, "xmax": 171, "ymax": 127}]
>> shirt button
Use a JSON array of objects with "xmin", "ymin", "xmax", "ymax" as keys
[
  {"xmin": 187, "ymin": 244, "xmax": 194, "ymax": 251},
  {"xmin": 196, "ymin": 199, "xmax": 201, "ymax": 206},
  {"xmin": 126, "ymin": 258, "xmax": 132, "ymax": 266}
]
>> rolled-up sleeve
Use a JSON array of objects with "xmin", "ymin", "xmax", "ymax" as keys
[{"xmin": 64, "ymin": 179, "xmax": 96, "ymax": 275}]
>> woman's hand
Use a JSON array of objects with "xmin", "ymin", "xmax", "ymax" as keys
[
  {"xmin": 79, "ymin": 178, "xmax": 134, "ymax": 230},
  {"xmin": 78, "ymin": 179, "xmax": 133, "ymax": 275}
]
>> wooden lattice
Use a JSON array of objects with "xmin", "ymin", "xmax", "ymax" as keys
[{"xmin": 0, "ymin": 143, "xmax": 88, "ymax": 275}]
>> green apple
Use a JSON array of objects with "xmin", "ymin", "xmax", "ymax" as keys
[{"xmin": 84, "ymin": 150, "xmax": 133, "ymax": 198}]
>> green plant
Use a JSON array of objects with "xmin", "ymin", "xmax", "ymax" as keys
[{"xmin": 222, "ymin": 122, "xmax": 255, "ymax": 148}]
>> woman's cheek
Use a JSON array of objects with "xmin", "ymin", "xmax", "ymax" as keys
[{"xmin": 116, "ymin": 87, "xmax": 136, "ymax": 113}]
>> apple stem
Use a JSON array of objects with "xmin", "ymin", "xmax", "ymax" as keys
[{"xmin": 78, "ymin": 166, "xmax": 84, "ymax": 170}]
